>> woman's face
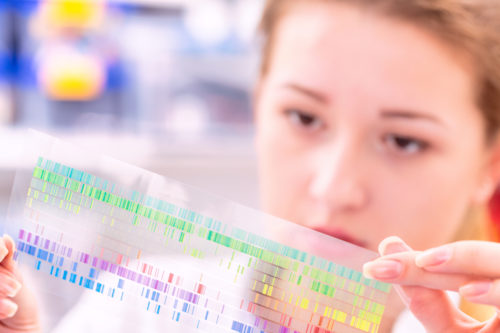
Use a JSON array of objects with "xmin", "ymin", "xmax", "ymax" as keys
[{"xmin": 255, "ymin": 1, "xmax": 497, "ymax": 252}]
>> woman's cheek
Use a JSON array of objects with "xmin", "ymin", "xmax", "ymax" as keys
[{"xmin": 260, "ymin": 141, "xmax": 312, "ymax": 219}]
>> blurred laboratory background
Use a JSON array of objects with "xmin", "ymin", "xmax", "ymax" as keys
[
  {"xmin": 0, "ymin": 0, "xmax": 263, "ymax": 329},
  {"xmin": 0, "ymin": 0, "xmax": 263, "ymax": 210}
]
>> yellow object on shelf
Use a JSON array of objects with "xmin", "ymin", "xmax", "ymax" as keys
[
  {"xmin": 38, "ymin": 50, "xmax": 106, "ymax": 101},
  {"xmin": 42, "ymin": 0, "xmax": 105, "ymax": 29}
]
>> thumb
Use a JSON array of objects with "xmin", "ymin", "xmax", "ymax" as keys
[
  {"xmin": 0, "ymin": 235, "xmax": 41, "ymax": 332},
  {"xmin": 0, "ymin": 235, "xmax": 16, "ymax": 273},
  {"xmin": 378, "ymin": 237, "xmax": 475, "ymax": 333}
]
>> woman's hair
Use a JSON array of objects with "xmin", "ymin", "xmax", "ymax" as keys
[{"xmin": 258, "ymin": 0, "xmax": 500, "ymax": 140}]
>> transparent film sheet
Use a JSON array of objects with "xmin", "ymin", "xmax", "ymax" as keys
[{"xmin": 6, "ymin": 132, "xmax": 395, "ymax": 333}]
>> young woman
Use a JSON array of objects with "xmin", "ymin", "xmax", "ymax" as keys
[
  {"xmin": 254, "ymin": 0, "xmax": 500, "ymax": 331},
  {"xmin": 1, "ymin": 0, "xmax": 500, "ymax": 331}
]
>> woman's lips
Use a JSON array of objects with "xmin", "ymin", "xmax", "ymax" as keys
[{"xmin": 311, "ymin": 227, "xmax": 367, "ymax": 248}]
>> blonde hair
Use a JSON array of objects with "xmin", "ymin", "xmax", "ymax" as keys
[{"xmin": 258, "ymin": 0, "xmax": 500, "ymax": 139}]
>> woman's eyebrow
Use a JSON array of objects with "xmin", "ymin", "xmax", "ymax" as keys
[
  {"xmin": 281, "ymin": 82, "xmax": 329, "ymax": 104},
  {"xmin": 380, "ymin": 110, "xmax": 446, "ymax": 127}
]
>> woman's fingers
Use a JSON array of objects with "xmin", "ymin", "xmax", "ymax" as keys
[
  {"xmin": 363, "ymin": 250, "xmax": 472, "ymax": 290},
  {"xmin": 0, "ymin": 234, "xmax": 40, "ymax": 330},
  {"xmin": 0, "ymin": 234, "xmax": 21, "ymax": 320},
  {"xmin": 0, "ymin": 269, "xmax": 21, "ymax": 299},
  {"xmin": 459, "ymin": 279, "xmax": 500, "ymax": 308},
  {"xmin": 0, "ymin": 299, "xmax": 18, "ymax": 319},
  {"xmin": 370, "ymin": 236, "xmax": 478, "ymax": 333},
  {"xmin": 404, "ymin": 286, "xmax": 480, "ymax": 333},
  {"xmin": 366, "ymin": 239, "xmax": 500, "ymax": 292},
  {"xmin": 0, "ymin": 235, "xmax": 20, "ymax": 299},
  {"xmin": 0, "ymin": 235, "xmax": 17, "ymax": 273},
  {"xmin": 415, "ymin": 241, "xmax": 500, "ymax": 277}
]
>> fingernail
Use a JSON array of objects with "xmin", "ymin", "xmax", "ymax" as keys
[
  {"xmin": 378, "ymin": 236, "xmax": 410, "ymax": 255},
  {"xmin": 0, "ymin": 298, "xmax": 18, "ymax": 318},
  {"xmin": 459, "ymin": 281, "xmax": 492, "ymax": 299},
  {"xmin": 363, "ymin": 259, "xmax": 403, "ymax": 280},
  {"xmin": 4, "ymin": 280, "xmax": 21, "ymax": 298},
  {"xmin": 415, "ymin": 246, "xmax": 452, "ymax": 268}
]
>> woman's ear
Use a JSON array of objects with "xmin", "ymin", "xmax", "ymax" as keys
[{"xmin": 473, "ymin": 134, "xmax": 500, "ymax": 204}]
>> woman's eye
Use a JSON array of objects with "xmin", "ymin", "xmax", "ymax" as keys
[
  {"xmin": 384, "ymin": 134, "xmax": 429, "ymax": 155},
  {"xmin": 285, "ymin": 109, "xmax": 324, "ymax": 131}
]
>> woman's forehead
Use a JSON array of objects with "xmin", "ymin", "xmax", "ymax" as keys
[{"xmin": 262, "ymin": 1, "xmax": 483, "ymax": 133}]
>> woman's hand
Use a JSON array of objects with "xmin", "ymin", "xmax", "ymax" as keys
[
  {"xmin": 363, "ymin": 236, "xmax": 500, "ymax": 332},
  {"xmin": 0, "ymin": 234, "xmax": 40, "ymax": 333}
]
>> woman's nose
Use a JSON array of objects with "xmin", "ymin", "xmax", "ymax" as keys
[{"xmin": 308, "ymin": 143, "xmax": 368, "ymax": 213}]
